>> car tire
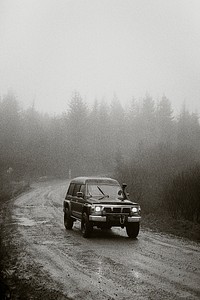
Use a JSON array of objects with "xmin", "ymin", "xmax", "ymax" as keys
[
  {"xmin": 126, "ymin": 222, "xmax": 140, "ymax": 238},
  {"xmin": 64, "ymin": 207, "xmax": 74, "ymax": 230},
  {"xmin": 81, "ymin": 212, "xmax": 93, "ymax": 238}
]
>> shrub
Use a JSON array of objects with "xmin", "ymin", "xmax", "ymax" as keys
[{"xmin": 162, "ymin": 165, "xmax": 200, "ymax": 223}]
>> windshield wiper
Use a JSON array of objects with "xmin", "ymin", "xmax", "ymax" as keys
[{"xmin": 97, "ymin": 186, "xmax": 109, "ymax": 200}]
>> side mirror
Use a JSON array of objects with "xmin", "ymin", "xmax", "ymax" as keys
[{"xmin": 77, "ymin": 192, "xmax": 83, "ymax": 198}]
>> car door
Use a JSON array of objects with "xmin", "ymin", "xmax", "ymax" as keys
[
  {"xmin": 71, "ymin": 184, "xmax": 81, "ymax": 218},
  {"xmin": 75, "ymin": 184, "xmax": 86, "ymax": 218},
  {"xmin": 65, "ymin": 183, "xmax": 75, "ymax": 211}
]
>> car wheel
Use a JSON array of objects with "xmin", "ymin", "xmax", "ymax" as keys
[
  {"xmin": 81, "ymin": 212, "xmax": 93, "ymax": 238},
  {"xmin": 64, "ymin": 207, "xmax": 74, "ymax": 230},
  {"xmin": 126, "ymin": 222, "xmax": 140, "ymax": 238}
]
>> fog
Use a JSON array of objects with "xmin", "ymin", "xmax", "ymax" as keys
[
  {"xmin": 1, "ymin": 0, "xmax": 200, "ymax": 220},
  {"xmin": 0, "ymin": 0, "xmax": 200, "ymax": 113},
  {"xmin": 1, "ymin": 4, "xmax": 200, "ymax": 298}
]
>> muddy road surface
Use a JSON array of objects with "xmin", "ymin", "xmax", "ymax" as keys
[{"xmin": 6, "ymin": 180, "xmax": 200, "ymax": 299}]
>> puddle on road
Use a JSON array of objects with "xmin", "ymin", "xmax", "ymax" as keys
[{"xmin": 13, "ymin": 216, "xmax": 48, "ymax": 227}]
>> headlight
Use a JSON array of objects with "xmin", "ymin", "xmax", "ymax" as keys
[
  {"xmin": 131, "ymin": 207, "xmax": 138, "ymax": 213},
  {"xmin": 91, "ymin": 206, "xmax": 102, "ymax": 214},
  {"xmin": 95, "ymin": 206, "xmax": 101, "ymax": 212}
]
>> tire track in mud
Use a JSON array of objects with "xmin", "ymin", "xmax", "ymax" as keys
[
  {"xmin": 30, "ymin": 243, "xmax": 134, "ymax": 300},
  {"xmin": 11, "ymin": 180, "xmax": 200, "ymax": 300},
  {"xmin": 72, "ymin": 248, "xmax": 200, "ymax": 299}
]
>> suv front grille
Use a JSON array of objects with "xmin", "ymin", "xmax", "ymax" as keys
[
  {"xmin": 113, "ymin": 207, "xmax": 121, "ymax": 213},
  {"xmin": 122, "ymin": 207, "xmax": 130, "ymax": 213},
  {"xmin": 103, "ymin": 207, "xmax": 130, "ymax": 214},
  {"xmin": 104, "ymin": 207, "xmax": 112, "ymax": 213}
]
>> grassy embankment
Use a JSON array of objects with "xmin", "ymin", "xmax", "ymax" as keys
[
  {"xmin": 141, "ymin": 213, "xmax": 200, "ymax": 242},
  {"xmin": 0, "ymin": 178, "xmax": 30, "ymax": 299}
]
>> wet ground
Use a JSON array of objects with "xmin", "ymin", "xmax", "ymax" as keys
[{"xmin": 2, "ymin": 180, "xmax": 200, "ymax": 299}]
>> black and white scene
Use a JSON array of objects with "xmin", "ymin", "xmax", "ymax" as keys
[{"xmin": 0, "ymin": 0, "xmax": 200, "ymax": 299}]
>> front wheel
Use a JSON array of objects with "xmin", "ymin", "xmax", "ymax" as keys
[
  {"xmin": 64, "ymin": 207, "xmax": 74, "ymax": 230},
  {"xmin": 126, "ymin": 222, "xmax": 140, "ymax": 238},
  {"xmin": 81, "ymin": 212, "xmax": 93, "ymax": 238}
]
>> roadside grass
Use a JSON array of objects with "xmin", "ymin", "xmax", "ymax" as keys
[
  {"xmin": 142, "ymin": 212, "xmax": 200, "ymax": 242},
  {"xmin": 0, "ymin": 180, "xmax": 30, "ymax": 202},
  {"xmin": 0, "ymin": 180, "xmax": 30, "ymax": 300}
]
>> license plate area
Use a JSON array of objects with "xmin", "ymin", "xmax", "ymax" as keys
[{"xmin": 106, "ymin": 214, "xmax": 127, "ymax": 222}]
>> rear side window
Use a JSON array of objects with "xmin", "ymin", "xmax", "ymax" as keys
[
  {"xmin": 67, "ymin": 183, "xmax": 75, "ymax": 196},
  {"xmin": 73, "ymin": 184, "xmax": 81, "ymax": 196}
]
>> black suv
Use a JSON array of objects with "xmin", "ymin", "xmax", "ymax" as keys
[{"xmin": 63, "ymin": 177, "xmax": 141, "ymax": 238}]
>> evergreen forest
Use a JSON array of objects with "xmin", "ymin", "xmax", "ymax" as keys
[{"xmin": 0, "ymin": 91, "xmax": 200, "ymax": 223}]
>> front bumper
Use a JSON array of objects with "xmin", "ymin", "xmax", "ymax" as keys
[
  {"xmin": 89, "ymin": 216, "xmax": 106, "ymax": 222},
  {"xmin": 89, "ymin": 215, "xmax": 141, "ymax": 223}
]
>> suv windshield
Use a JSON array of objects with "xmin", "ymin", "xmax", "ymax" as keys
[{"xmin": 87, "ymin": 184, "xmax": 122, "ymax": 199}]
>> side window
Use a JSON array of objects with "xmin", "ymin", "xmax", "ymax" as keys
[
  {"xmin": 67, "ymin": 183, "xmax": 75, "ymax": 196},
  {"xmin": 80, "ymin": 185, "xmax": 86, "ymax": 197},
  {"xmin": 73, "ymin": 184, "xmax": 81, "ymax": 196}
]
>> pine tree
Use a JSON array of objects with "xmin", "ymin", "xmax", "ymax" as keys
[{"xmin": 156, "ymin": 95, "xmax": 174, "ymax": 144}]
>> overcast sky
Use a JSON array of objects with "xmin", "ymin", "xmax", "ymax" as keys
[{"xmin": 0, "ymin": 0, "xmax": 200, "ymax": 114}]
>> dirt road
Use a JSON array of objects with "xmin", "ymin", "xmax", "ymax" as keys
[{"xmin": 6, "ymin": 180, "xmax": 200, "ymax": 299}]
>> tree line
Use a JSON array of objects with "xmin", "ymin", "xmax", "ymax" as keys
[{"xmin": 0, "ymin": 91, "xmax": 200, "ymax": 222}]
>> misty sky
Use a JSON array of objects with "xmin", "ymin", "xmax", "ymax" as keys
[{"xmin": 0, "ymin": 0, "xmax": 200, "ymax": 114}]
